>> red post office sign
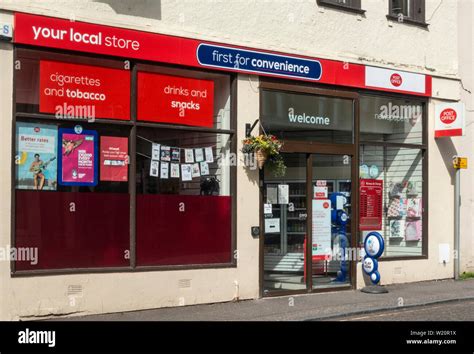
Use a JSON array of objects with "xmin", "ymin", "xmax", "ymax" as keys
[
  {"xmin": 359, "ymin": 179, "xmax": 383, "ymax": 231},
  {"xmin": 39, "ymin": 60, "xmax": 131, "ymax": 120},
  {"xmin": 137, "ymin": 72, "xmax": 214, "ymax": 127},
  {"xmin": 434, "ymin": 102, "xmax": 465, "ymax": 138}
]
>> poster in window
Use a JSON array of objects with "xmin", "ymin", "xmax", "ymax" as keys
[
  {"xmin": 312, "ymin": 199, "xmax": 332, "ymax": 260},
  {"xmin": 150, "ymin": 160, "xmax": 159, "ymax": 177},
  {"xmin": 16, "ymin": 122, "xmax": 58, "ymax": 191},
  {"xmin": 184, "ymin": 149, "xmax": 194, "ymax": 163},
  {"xmin": 170, "ymin": 163, "xmax": 180, "ymax": 178},
  {"xmin": 171, "ymin": 147, "xmax": 181, "ymax": 162},
  {"xmin": 100, "ymin": 136, "xmax": 128, "ymax": 182},
  {"xmin": 160, "ymin": 162, "xmax": 169, "ymax": 179},
  {"xmin": 58, "ymin": 128, "xmax": 98, "ymax": 186},
  {"xmin": 205, "ymin": 147, "xmax": 214, "ymax": 163},
  {"xmin": 181, "ymin": 164, "xmax": 192, "ymax": 181},
  {"xmin": 200, "ymin": 161, "xmax": 210, "ymax": 176},
  {"xmin": 160, "ymin": 146, "xmax": 171, "ymax": 161},
  {"xmin": 194, "ymin": 148, "xmax": 204, "ymax": 162}
]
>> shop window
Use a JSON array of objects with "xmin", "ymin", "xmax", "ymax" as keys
[
  {"xmin": 135, "ymin": 128, "xmax": 232, "ymax": 266},
  {"xmin": 15, "ymin": 120, "xmax": 131, "ymax": 270},
  {"xmin": 360, "ymin": 145, "xmax": 425, "ymax": 258},
  {"xmin": 360, "ymin": 95, "xmax": 424, "ymax": 145},
  {"xmin": 13, "ymin": 49, "xmax": 235, "ymax": 272},
  {"xmin": 261, "ymin": 89, "xmax": 354, "ymax": 144},
  {"xmin": 388, "ymin": 0, "xmax": 426, "ymax": 26},
  {"xmin": 317, "ymin": 0, "xmax": 364, "ymax": 13}
]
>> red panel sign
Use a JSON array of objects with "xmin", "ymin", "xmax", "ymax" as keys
[
  {"xmin": 137, "ymin": 72, "xmax": 214, "ymax": 127},
  {"xmin": 359, "ymin": 179, "xmax": 383, "ymax": 231},
  {"xmin": 100, "ymin": 136, "xmax": 129, "ymax": 182},
  {"xmin": 40, "ymin": 60, "xmax": 131, "ymax": 120},
  {"xmin": 15, "ymin": 12, "xmax": 432, "ymax": 97}
]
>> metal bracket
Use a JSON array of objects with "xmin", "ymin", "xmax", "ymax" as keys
[{"xmin": 245, "ymin": 119, "xmax": 260, "ymax": 138}]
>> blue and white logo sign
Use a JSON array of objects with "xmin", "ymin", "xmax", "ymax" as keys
[
  {"xmin": 197, "ymin": 44, "xmax": 322, "ymax": 81},
  {"xmin": 363, "ymin": 231, "xmax": 384, "ymax": 285}
]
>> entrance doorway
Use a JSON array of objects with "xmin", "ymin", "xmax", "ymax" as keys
[{"xmin": 262, "ymin": 151, "xmax": 356, "ymax": 295}]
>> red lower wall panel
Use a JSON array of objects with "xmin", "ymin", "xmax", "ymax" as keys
[
  {"xmin": 136, "ymin": 194, "xmax": 232, "ymax": 266},
  {"xmin": 15, "ymin": 191, "xmax": 130, "ymax": 270}
]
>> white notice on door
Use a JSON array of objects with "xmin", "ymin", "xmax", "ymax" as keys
[
  {"xmin": 278, "ymin": 184, "xmax": 289, "ymax": 204},
  {"xmin": 265, "ymin": 218, "xmax": 280, "ymax": 233}
]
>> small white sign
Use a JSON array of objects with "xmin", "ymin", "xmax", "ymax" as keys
[
  {"xmin": 264, "ymin": 203, "xmax": 272, "ymax": 214},
  {"xmin": 278, "ymin": 184, "xmax": 289, "ymax": 204},
  {"xmin": 435, "ymin": 102, "xmax": 465, "ymax": 138},
  {"xmin": 265, "ymin": 218, "xmax": 280, "ymax": 233},
  {"xmin": 314, "ymin": 186, "xmax": 328, "ymax": 199}
]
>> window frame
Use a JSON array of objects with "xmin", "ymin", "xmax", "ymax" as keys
[
  {"xmin": 387, "ymin": 0, "xmax": 428, "ymax": 28},
  {"xmin": 359, "ymin": 92, "xmax": 428, "ymax": 261},
  {"xmin": 317, "ymin": 0, "xmax": 365, "ymax": 14},
  {"xmin": 11, "ymin": 45, "xmax": 238, "ymax": 276}
]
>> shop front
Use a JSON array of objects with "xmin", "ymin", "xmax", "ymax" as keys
[
  {"xmin": 259, "ymin": 80, "xmax": 427, "ymax": 296},
  {"xmin": 1, "ymin": 11, "xmax": 436, "ymax": 318}
]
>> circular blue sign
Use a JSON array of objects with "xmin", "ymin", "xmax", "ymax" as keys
[
  {"xmin": 364, "ymin": 232, "xmax": 384, "ymax": 259},
  {"xmin": 370, "ymin": 270, "xmax": 381, "ymax": 285},
  {"xmin": 362, "ymin": 256, "xmax": 378, "ymax": 275}
]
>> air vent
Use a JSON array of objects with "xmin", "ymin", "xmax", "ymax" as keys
[
  {"xmin": 67, "ymin": 285, "xmax": 83, "ymax": 296},
  {"xmin": 178, "ymin": 279, "xmax": 191, "ymax": 289}
]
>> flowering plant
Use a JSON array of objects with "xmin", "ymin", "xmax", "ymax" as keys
[{"xmin": 242, "ymin": 134, "xmax": 286, "ymax": 176}]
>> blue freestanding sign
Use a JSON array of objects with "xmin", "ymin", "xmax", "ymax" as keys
[{"xmin": 363, "ymin": 232, "xmax": 384, "ymax": 285}]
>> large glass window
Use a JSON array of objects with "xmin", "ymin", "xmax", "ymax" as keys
[
  {"xmin": 360, "ymin": 94, "xmax": 426, "ymax": 258},
  {"xmin": 261, "ymin": 90, "xmax": 354, "ymax": 144},
  {"xmin": 13, "ymin": 48, "xmax": 235, "ymax": 272}
]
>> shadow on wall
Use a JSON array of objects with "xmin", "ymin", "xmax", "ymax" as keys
[
  {"xmin": 93, "ymin": 0, "xmax": 161, "ymax": 21},
  {"xmin": 435, "ymin": 138, "xmax": 458, "ymax": 186}
]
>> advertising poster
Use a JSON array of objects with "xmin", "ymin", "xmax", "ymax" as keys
[
  {"xmin": 312, "ymin": 199, "xmax": 332, "ymax": 261},
  {"xmin": 39, "ymin": 60, "xmax": 131, "ymax": 120},
  {"xmin": 58, "ymin": 128, "xmax": 98, "ymax": 186},
  {"xmin": 100, "ymin": 136, "xmax": 128, "ymax": 182},
  {"xmin": 16, "ymin": 122, "xmax": 58, "ymax": 191}
]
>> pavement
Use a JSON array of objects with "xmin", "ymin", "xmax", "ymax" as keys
[
  {"xmin": 57, "ymin": 278, "xmax": 474, "ymax": 321},
  {"xmin": 330, "ymin": 299, "xmax": 474, "ymax": 321}
]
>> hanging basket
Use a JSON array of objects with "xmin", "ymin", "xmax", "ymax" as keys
[{"xmin": 255, "ymin": 149, "xmax": 268, "ymax": 169}]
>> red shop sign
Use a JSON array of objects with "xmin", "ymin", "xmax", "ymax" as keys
[
  {"xmin": 15, "ymin": 12, "xmax": 432, "ymax": 97},
  {"xmin": 359, "ymin": 179, "xmax": 383, "ymax": 231},
  {"xmin": 39, "ymin": 60, "xmax": 131, "ymax": 120},
  {"xmin": 137, "ymin": 72, "xmax": 214, "ymax": 127}
]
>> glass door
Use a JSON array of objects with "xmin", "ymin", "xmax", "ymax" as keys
[
  {"xmin": 262, "ymin": 152, "xmax": 353, "ymax": 295},
  {"xmin": 311, "ymin": 154, "xmax": 352, "ymax": 289},
  {"xmin": 263, "ymin": 153, "xmax": 307, "ymax": 293}
]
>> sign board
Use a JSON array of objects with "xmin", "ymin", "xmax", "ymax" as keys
[
  {"xmin": 197, "ymin": 43, "xmax": 322, "ymax": 81},
  {"xmin": 14, "ymin": 13, "xmax": 432, "ymax": 97},
  {"xmin": 453, "ymin": 157, "xmax": 467, "ymax": 169},
  {"xmin": 314, "ymin": 186, "xmax": 328, "ymax": 199},
  {"xmin": 312, "ymin": 199, "xmax": 332, "ymax": 260},
  {"xmin": 365, "ymin": 66, "xmax": 428, "ymax": 95},
  {"xmin": 359, "ymin": 179, "xmax": 383, "ymax": 231},
  {"xmin": 137, "ymin": 72, "xmax": 214, "ymax": 127},
  {"xmin": 435, "ymin": 102, "xmax": 465, "ymax": 138},
  {"xmin": 39, "ymin": 60, "xmax": 131, "ymax": 120}
]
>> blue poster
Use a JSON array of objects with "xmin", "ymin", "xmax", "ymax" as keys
[{"xmin": 16, "ymin": 122, "xmax": 58, "ymax": 191}]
